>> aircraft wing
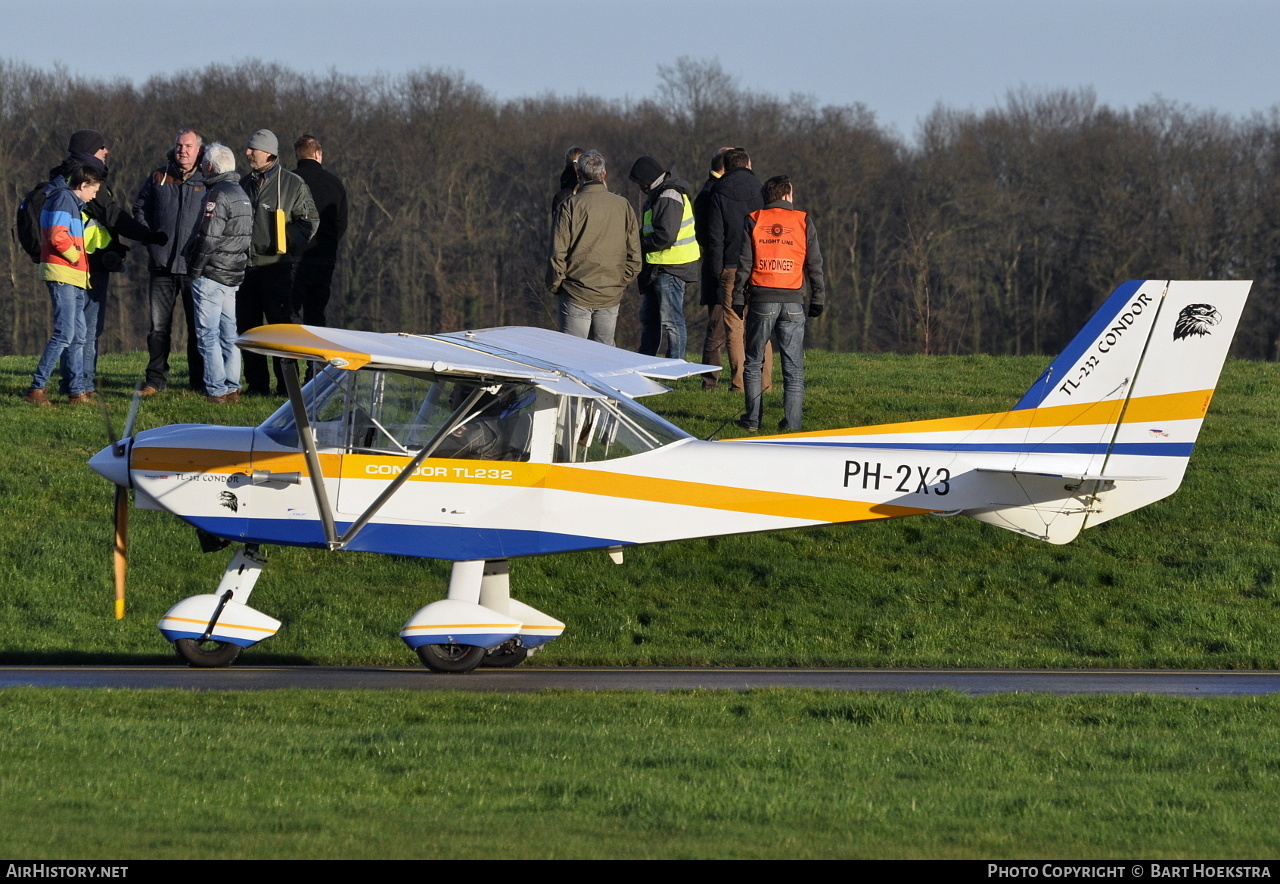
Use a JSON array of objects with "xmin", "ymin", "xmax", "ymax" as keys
[{"xmin": 238, "ymin": 324, "xmax": 717, "ymax": 398}]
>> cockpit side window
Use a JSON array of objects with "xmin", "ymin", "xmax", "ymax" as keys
[
  {"xmin": 554, "ymin": 394, "xmax": 687, "ymax": 462},
  {"xmin": 260, "ymin": 367, "xmax": 537, "ymax": 462}
]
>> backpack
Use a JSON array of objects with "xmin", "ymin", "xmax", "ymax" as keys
[{"xmin": 13, "ymin": 181, "xmax": 51, "ymax": 264}]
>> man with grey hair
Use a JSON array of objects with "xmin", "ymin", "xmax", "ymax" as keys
[
  {"xmin": 546, "ymin": 150, "xmax": 640, "ymax": 346},
  {"xmin": 238, "ymin": 128, "xmax": 318, "ymax": 395},
  {"xmin": 187, "ymin": 143, "xmax": 252, "ymax": 403},
  {"xmin": 133, "ymin": 127, "xmax": 208, "ymax": 395}
]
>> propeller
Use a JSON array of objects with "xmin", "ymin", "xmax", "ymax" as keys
[{"xmin": 98, "ymin": 386, "xmax": 142, "ymax": 619}]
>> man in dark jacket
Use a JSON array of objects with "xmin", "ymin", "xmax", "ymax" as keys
[
  {"xmin": 133, "ymin": 128, "xmax": 208, "ymax": 395},
  {"xmin": 49, "ymin": 129, "xmax": 162, "ymax": 401},
  {"xmin": 290, "ymin": 134, "xmax": 348, "ymax": 328},
  {"xmin": 704, "ymin": 148, "xmax": 770, "ymax": 392},
  {"xmin": 694, "ymin": 146, "xmax": 730, "ymax": 388},
  {"xmin": 628, "ymin": 156, "xmax": 699, "ymax": 361},
  {"xmin": 238, "ymin": 128, "xmax": 319, "ymax": 395},
  {"xmin": 732, "ymin": 175, "xmax": 826, "ymax": 433},
  {"xmin": 188, "ymin": 143, "xmax": 253, "ymax": 404}
]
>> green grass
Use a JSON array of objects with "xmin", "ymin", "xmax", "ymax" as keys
[
  {"xmin": 3, "ymin": 689, "xmax": 1280, "ymax": 859},
  {"xmin": 2, "ymin": 350, "xmax": 1279, "ymax": 859},
  {"xmin": 1, "ymin": 350, "xmax": 1277, "ymax": 668}
]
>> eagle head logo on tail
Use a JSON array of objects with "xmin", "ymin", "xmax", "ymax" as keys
[{"xmin": 1174, "ymin": 304, "xmax": 1222, "ymax": 340}]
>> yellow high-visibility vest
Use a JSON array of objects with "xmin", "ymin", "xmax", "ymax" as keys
[{"xmin": 642, "ymin": 193, "xmax": 699, "ymax": 265}]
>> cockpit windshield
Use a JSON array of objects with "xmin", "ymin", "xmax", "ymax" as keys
[{"xmin": 259, "ymin": 365, "xmax": 691, "ymax": 463}]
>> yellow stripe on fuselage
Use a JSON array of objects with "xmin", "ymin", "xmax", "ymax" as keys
[
  {"xmin": 543, "ymin": 467, "xmax": 927, "ymax": 524},
  {"xmin": 135, "ymin": 447, "xmax": 927, "ymax": 524},
  {"xmin": 768, "ymin": 390, "xmax": 1212, "ymax": 440}
]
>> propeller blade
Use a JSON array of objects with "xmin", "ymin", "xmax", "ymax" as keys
[
  {"xmin": 121, "ymin": 384, "xmax": 143, "ymax": 449},
  {"xmin": 99, "ymin": 397, "xmax": 118, "ymax": 450},
  {"xmin": 113, "ymin": 485, "xmax": 128, "ymax": 619}
]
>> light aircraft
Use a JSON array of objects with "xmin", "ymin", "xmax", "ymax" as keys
[{"xmin": 89, "ymin": 279, "xmax": 1251, "ymax": 671}]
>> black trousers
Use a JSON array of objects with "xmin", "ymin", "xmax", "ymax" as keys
[
  {"xmin": 291, "ymin": 254, "xmax": 337, "ymax": 327},
  {"xmin": 236, "ymin": 262, "xmax": 295, "ymax": 395},
  {"xmin": 145, "ymin": 271, "xmax": 205, "ymax": 391}
]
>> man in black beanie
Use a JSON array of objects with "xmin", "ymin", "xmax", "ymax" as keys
[{"xmin": 628, "ymin": 155, "xmax": 699, "ymax": 361}]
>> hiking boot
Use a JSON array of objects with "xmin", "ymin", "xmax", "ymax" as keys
[
  {"xmin": 139, "ymin": 385, "xmax": 162, "ymax": 397},
  {"xmin": 22, "ymin": 389, "xmax": 53, "ymax": 407},
  {"xmin": 206, "ymin": 394, "xmax": 231, "ymax": 405},
  {"xmin": 67, "ymin": 392, "xmax": 96, "ymax": 405},
  {"xmin": 733, "ymin": 417, "xmax": 758, "ymax": 432}
]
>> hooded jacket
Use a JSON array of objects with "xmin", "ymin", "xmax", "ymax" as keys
[
  {"xmin": 639, "ymin": 168, "xmax": 700, "ymax": 284},
  {"xmin": 50, "ymin": 155, "xmax": 152, "ymax": 274},
  {"xmin": 39, "ymin": 184, "xmax": 91, "ymax": 288},
  {"xmin": 133, "ymin": 149, "xmax": 207, "ymax": 275}
]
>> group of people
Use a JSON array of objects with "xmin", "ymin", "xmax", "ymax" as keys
[
  {"xmin": 546, "ymin": 145, "xmax": 826, "ymax": 432},
  {"xmin": 24, "ymin": 126, "xmax": 348, "ymax": 407},
  {"xmin": 24, "ymin": 128, "xmax": 820, "ymax": 434}
]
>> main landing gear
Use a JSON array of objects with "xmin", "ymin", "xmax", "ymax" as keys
[
  {"xmin": 157, "ymin": 547, "xmax": 564, "ymax": 672},
  {"xmin": 400, "ymin": 559, "xmax": 564, "ymax": 673}
]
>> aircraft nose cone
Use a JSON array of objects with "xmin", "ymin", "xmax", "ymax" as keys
[{"xmin": 89, "ymin": 442, "xmax": 131, "ymax": 488}]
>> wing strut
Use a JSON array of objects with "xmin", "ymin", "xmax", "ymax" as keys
[
  {"xmin": 335, "ymin": 384, "xmax": 492, "ymax": 546},
  {"xmin": 282, "ymin": 364, "xmax": 494, "ymax": 550},
  {"xmin": 283, "ymin": 362, "xmax": 341, "ymax": 548}
]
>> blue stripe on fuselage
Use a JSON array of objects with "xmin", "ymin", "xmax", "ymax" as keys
[
  {"xmin": 743, "ymin": 440, "xmax": 1193, "ymax": 457},
  {"xmin": 182, "ymin": 517, "xmax": 627, "ymax": 560}
]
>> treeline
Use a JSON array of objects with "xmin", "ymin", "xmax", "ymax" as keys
[{"xmin": 3, "ymin": 58, "xmax": 1278, "ymax": 361}]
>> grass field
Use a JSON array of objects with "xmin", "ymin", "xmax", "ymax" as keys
[
  {"xmin": 0, "ymin": 349, "xmax": 1276, "ymax": 669},
  {"xmin": 0, "ymin": 347, "xmax": 1277, "ymax": 858},
  {"xmin": 4, "ymin": 689, "xmax": 1280, "ymax": 859}
]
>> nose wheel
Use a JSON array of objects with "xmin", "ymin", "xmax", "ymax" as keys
[{"xmin": 173, "ymin": 638, "xmax": 244, "ymax": 668}]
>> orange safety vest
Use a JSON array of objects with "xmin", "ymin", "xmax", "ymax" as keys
[{"xmin": 747, "ymin": 207, "xmax": 808, "ymax": 290}]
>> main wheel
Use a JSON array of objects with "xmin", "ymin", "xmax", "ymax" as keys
[
  {"xmin": 173, "ymin": 638, "xmax": 243, "ymax": 668},
  {"xmin": 416, "ymin": 642, "xmax": 486, "ymax": 673},
  {"xmin": 481, "ymin": 640, "xmax": 528, "ymax": 668}
]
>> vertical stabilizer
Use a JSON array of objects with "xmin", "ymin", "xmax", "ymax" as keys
[
  {"xmin": 1076, "ymin": 279, "xmax": 1252, "ymax": 529},
  {"xmin": 964, "ymin": 279, "xmax": 1250, "ymax": 542}
]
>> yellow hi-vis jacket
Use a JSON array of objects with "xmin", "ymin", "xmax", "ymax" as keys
[{"xmin": 642, "ymin": 192, "xmax": 699, "ymax": 266}]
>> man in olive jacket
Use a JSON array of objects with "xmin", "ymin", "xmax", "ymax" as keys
[
  {"xmin": 546, "ymin": 151, "xmax": 640, "ymax": 347},
  {"xmin": 237, "ymin": 128, "xmax": 318, "ymax": 395}
]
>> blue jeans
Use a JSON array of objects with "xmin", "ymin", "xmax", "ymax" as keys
[
  {"xmin": 192, "ymin": 276, "xmax": 241, "ymax": 398},
  {"xmin": 32, "ymin": 282, "xmax": 87, "ymax": 395},
  {"xmin": 638, "ymin": 270, "xmax": 687, "ymax": 360},
  {"xmin": 558, "ymin": 297, "xmax": 619, "ymax": 347},
  {"xmin": 743, "ymin": 302, "xmax": 806, "ymax": 431},
  {"xmin": 58, "ymin": 271, "xmax": 107, "ymax": 394}
]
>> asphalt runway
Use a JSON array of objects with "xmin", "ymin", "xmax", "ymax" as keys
[{"xmin": 3, "ymin": 666, "xmax": 1280, "ymax": 695}]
